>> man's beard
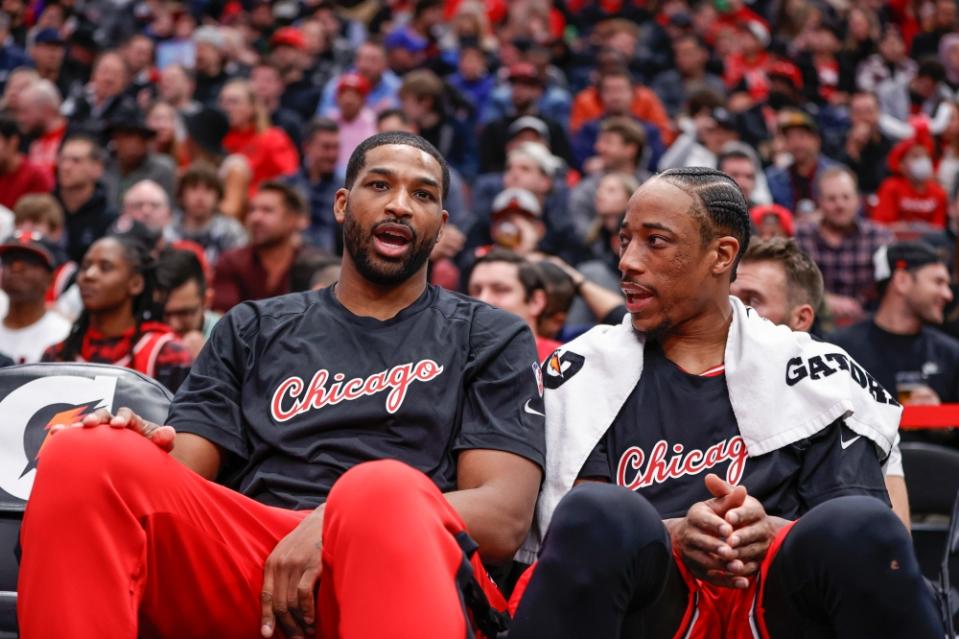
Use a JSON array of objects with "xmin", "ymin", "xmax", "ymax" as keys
[
  {"xmin": 343, "ymin": 210, "xmax": 437, "ymax": 286},
  {"xmin": 631, "ymin": 319, "xmax": 674, "ymax": 344}
]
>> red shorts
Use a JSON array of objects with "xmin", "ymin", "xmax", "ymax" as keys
[{"xmin": 507, "ymin": 521, "xmax": 798, "ymax": 639}]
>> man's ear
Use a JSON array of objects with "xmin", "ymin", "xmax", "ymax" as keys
[
  {"xmin": 712, "ymin": 236, "xmax": 740, "ymax": 277},
  {"xmin": 789, "ymin": 303, "xmax": 816, "ymax": 333},
  {"xmin": 529, "ymin": 288, "xmax": 548, "ymax": 320},
  {"xmin": 332, "ymin": 187, "xmax": 350, "ymax": 225}
]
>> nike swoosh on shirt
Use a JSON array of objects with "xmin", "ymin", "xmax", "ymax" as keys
[
  {"xmin": 840, "ymin": 434, "xmax": 862, "ymax": 450},
  {"xmin": 524, "ymin": 399, "xmax": 545, "ymax": 417}
]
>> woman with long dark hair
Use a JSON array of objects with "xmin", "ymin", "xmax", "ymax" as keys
[{"xmin": 42, "ymin": 233, "xmax": 193, "ymax": 392}]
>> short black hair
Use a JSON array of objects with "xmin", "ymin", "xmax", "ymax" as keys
[
  {"xmin": 258, "ymin": 180, "xmax": 308, "ymax": 216},
  {"xmin": 344, "ymin": 131, "xmax": 450, "ymax": 201},
  {"xmin": 377, "ymin": 108, "xmax": 411, "ymax": 127},
  {"xmin": 0, "ymin": 115, "xmax": 19, "ymax": 141},
  {"xmin": 656, "ymin": 167, "xmax": 751, "ymax": 280},
  {"xmin": 61, "ymin": 132, "xmax": 105, "ymax": 163},
  {"xmin": 303, "ymin": 117, "xmax": 339, "ymax": 143},
  {"xmin": 918, "ymin": 57, "xmax": 946, "ymax": 82},
  {"xmin": 156, "ymin": 247, "xmax": 207, "ymax": 296}
]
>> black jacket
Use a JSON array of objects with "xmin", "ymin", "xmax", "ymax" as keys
[{"xmin": 57, "ymin": 182, "xmax": 117, "ymax": 263}]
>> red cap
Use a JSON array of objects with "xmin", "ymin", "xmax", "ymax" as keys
[
  {"xmin": 767, "ymin": 60, "xmax": 803, "ymax": 90},
  {"xmin": 508, "ymin": 62, "xmax": 541, "ymax": 84},
  {"xmin": 271, "ymin": 27, "xmax": 306, "ymax": 50},
  {"xmin": 337, "ymin": 73, "xmax": 372, "ymax": 97},
  {"xmin": 749, "ymin": 204, "xmax": 795, "ymax": 237}
]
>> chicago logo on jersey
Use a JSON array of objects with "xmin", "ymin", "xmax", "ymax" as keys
[
  {"xmin": 616, "ymin": 436, "xmax": 748, "ymax": 491},
  {"xmin": 271, "ymin": 359, "xmax": 445, "ymax": 422}
]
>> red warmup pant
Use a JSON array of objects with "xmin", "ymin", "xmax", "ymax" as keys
[{"xmin": 18, "ymin": 427, "xmax": 505, "ymax": 638}]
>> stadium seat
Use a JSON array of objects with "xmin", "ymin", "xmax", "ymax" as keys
[
  {"xmin": 0, "ymin": 363, "xmax": 173, "ymax": 637},
  {"xmin": 902, "ymin": 442, "xmax": 959, "ymax": 579}
]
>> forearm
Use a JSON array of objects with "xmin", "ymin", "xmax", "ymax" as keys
[
  {"xmin": 885, "ymin": 475, "xmax": 911, "ymax": 530},
  {"xmin": 445, "ymin": 487, "xmax": 534, "ymax": 565},
  {"xmin": 576, "ymin": 279, "xmax": 626, "ymax": 321}
]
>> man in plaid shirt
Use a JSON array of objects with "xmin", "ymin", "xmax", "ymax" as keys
[{"xmin": 795, "ymin": 166, "xmax": 893, "ymax": 327}]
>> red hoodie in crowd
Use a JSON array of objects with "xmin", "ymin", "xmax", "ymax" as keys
[{"xmin": 872, "ymin": 136, "xmax": 948, "ymax": 229}]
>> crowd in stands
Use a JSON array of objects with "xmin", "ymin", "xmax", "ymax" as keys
[{"xmin": 1, "ymin": 0, "xmax": 959, "ymax": 433}]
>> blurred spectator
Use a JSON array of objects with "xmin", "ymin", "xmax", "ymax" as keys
[
  {"xmin": 731, "ymin": 237, "xmax": 822, "ymax": 332},
  {"xmin": 171, "ymin": 163, "xmax": 247, "ymax": 267},
  {"xmin": 0, "ymin": 16, "xmax": 29, "ymax": 84},
  {"xmin": 182, "ymin": 106, "xmax": 251, "ymax": 220},
  {"xmin": 717, "ymin": 143, "xmax": 773, "ymax": 206},
  {"xmin": 484, "ymin": 59, "xmax": 571, "ymax": 130},
  {"xmin": 250, "ymin": 60, "xmax": 304, "ymax": 148},
  {"xmin": 839, "ymin": 91, "xmax": 894, "ymax": 195},
  {"xmin": 145, "ymin": 100, "xmax": 182, "ymax": 162},
  {"xmin": 572, "ymin": 67, "xmax": 668, "ymax": 171},
  {"xmin": 158, "ymin": 64, "xmax": 200, "ymax": 114},
  {"xmin": 766, "ymin": 109, "xmax": 841, "ymax": 215},
  {"xmin": 795, "ymin": 167, "xmax": 893, "ymax": 325},
  {"xmin": 874, "ymin": 135, "xmax": 948, "ymax": 231},
  {"xmin": 723, "ymin": 17, "xmax": 772, "ymax": 100},
  {"xmin": 447, "ymin": 44, "xmax": 495, "ymax": 125},
  {"xmin": 831, "ymin": 241, "xmax": 959, "ymax": 407},
  {"xmin": 18, "ymin": 79, "xmax": 67, "ymax": 180},
  {"xmin": 533, "ymin": 260, "xmax": 577, "ymax": 342},
  {"xmin": 941, "ymin": 34, "xmax": 959, "ymax": 94},
  {"xmin": 12, "ymin": 194, "xmax": 74, "ymax": 304},
  {"xmin": 156, "ymin": 247, "xmax": 220, "ymax": 360},
  {"xmin": 220, "ymin": 78, "xmax": 299, "ymax": 193},
  {"xmin": 877, "ymin": 58, "xmax": 953, "ymax": 131},
  {"xmin": 0, "ymin": 114, "xmax": 53, "ymax": 209},
  {"xmin": 286, "ymin": 118, "xmax": 342, "ymax": 254},
  {"xmin": 938, "ymin": 103, "xmax": 959, "ymax": 196},
  {"xmin": 329, "ymin": 73, "xmax": 377, "ymax": 175},
  {"xmin": 569, "ymin": 117, "xmax": 647, "ymax": 235},
  {"xmin": 269, "ymin": 26, "xmax": 323, "ymax": 122},
  {"xmin": 385, "ymin": 27, "xmax": 428, "ymax": 76},
  {"xmin": 120, "ymin": 34, "xmax": 156, "ymax": 104},
  {"xmin": 467, "ymin": 248, "xmax": 560, "ymax": 361},
  {"xmin": 62, "ymin": 51, "xmax": 136, "ymax": 143},
  {"xmin": 0, "ymin": 232, "xmax": 71, "ymax": 363},
  {"xmin": 317, "ymin": 41, "xmax": 400, "ymax": 116},
  {"xmin": 796, "ymin": 20, "xmax": 855, "ymax": 106},
  {"xmin": 857, "ymin": 26, "xmax": 916, "ymax": 94},
  {"xmin": 42, "ymin": 233, "xmax": 192, "ymax": 392},
  {"xmin": 911, "ymin": 0, "xmax": 959, "ymax": 61},
  {"xmin": 487, "ymin": 188, "xmax": 545, "ymax": 257},
  {"xmin": 103, "ymin": 108, "xmax": 177, "ymax": 206},
  {"xmin": 399, "ymin": 69, "xmax": 476, "ymax": 179},
  {"xmin": 212, "ymin": 181, "xmax": 313, "ymax": 312},
  {"xmin": 650, "ymin": 34, "xmax": 726, "ymax": 119},
  {"xmin": 118, "ymin": 180, "xmax": 174, "ymax": 243},
  {"xmin": 193, "ymin": 27, "xmax": 230, "ymax": 106},
  {"xmin": 27, "ymin": 29, "xmax": 67, "ymax": 97},
  {"xmin": 0, "ymin": 66, "xmax": 37, "ymax": 117},
  {"xmin": 54, "ymin": 133, "xmax": 117, "ymax": 264},
  {"xmin": 658, "ymin": 106, "xmax": 738, "ymax": 171},
  {"xmin": 477, "ymin": 62, "xmax": 573, "ymax": 174},
  {"xmin": 750, "ymin": 204, "xmax": 795, "ymax": 240}
]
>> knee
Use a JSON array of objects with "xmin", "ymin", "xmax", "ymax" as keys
[
  {"xmin": 545, "ymin": 484, "xmax": 668, "ymax": 565},
  {"xmin": 326, "ymin": 460, "xmax": 432, "ymax": 522},
  {"xmin": 35, "ymin": 426, "xmax": 159, "ymax": 492},
  {"xmin": 791, "ymin": 496, "xmax": 910, "ymax": 568}
]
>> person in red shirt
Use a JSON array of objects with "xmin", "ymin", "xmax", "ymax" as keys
[
  {"xmin": 17, "ymin": 79, "xmax": 67, "ymax": 182},
  {"xmin": 42, "ymin": 232, "xmax": 193, "ymax": 392},
  {"xmin": 219, "ymin": 78, "xmax": 299, "ymax": 195},
  {"xmin": 873, "ymin": 135, "xmax": 948, "ymax": 231},
  {"xmin": 0, "ymin": 115, "xmax": 54, "ymax": 209}
]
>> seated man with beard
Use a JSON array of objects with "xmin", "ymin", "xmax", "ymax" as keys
[
  {"xmin": 18, "ymin": 133, "xmax": 545, "ymax": 639},
  {"xmin": 508, "ymin": 168, "xmax": 941, "ymax": 639}
]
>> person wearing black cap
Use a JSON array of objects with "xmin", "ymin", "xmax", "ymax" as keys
[
  {"xmin": 183, "ymin": 106, "xmax": 252, "ymax": 220},
  {"xmin": 27, "ymin": 28, "xmax": 66, "ymax": 94},
  {"xmin": 766, "ymin": 109, "xmax": 842, "ymax": 214},
  {"xmin": 830, "ymin": 241, "xmax": 959, "ymax": 408},
  {"xmin": 0, "ymin": 231, "xmax": 71, "ymax": 363},
  {"xmin": 102, "ymin": 107, "xmax": 177, "ymax": 207}
]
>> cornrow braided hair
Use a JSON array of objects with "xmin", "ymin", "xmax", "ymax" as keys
[
  {"xmin": 656, "ymin": 167, "xmax": 751, "ymax": 280},
  {"xmin": 61, "ymin": 234, "xmax": 162, "ymax": 362}
]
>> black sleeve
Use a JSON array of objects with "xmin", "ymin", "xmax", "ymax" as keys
[
  {"xmin": 453, "ymin": 305, "xmax": 546, "ymax": 469},
  {"xmin": 577, "ymin": 433, "xmax": 612, "ymax": 481},
  {"xmin": 166, "ymin": 304, "xmax": 254, "ymax": 462},
  {"xmin": 797, "ymin": 420, "xmax": 891, "ymax": 512}
]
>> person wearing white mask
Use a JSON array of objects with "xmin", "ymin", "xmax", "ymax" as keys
[{"xmin": 873, "ymin": 136, "xmax": 949, "ymax": 231}]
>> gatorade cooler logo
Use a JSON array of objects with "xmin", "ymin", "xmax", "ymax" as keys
[{"xmin": 0, "ymin": 376, "xmax": 117, "ymax": 501}]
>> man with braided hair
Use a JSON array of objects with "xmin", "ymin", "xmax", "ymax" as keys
[{"xmin": 508, "ymin": 167, "xmax": 942, "ymax": 638}]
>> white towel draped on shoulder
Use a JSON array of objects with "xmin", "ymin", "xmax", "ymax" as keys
[{"xmin": 517, "ymin": 296, "xmax": 902, "ymax": 564}]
